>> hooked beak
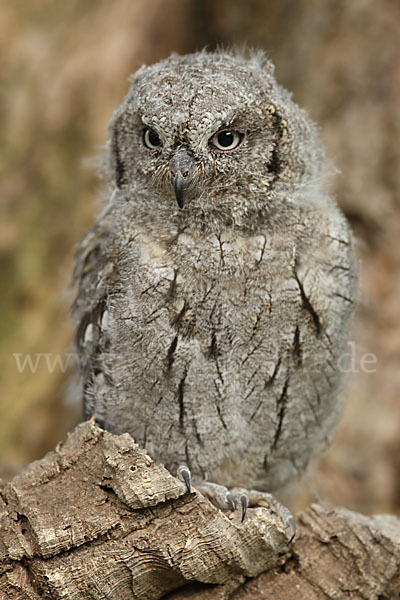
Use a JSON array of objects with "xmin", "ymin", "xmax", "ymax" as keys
[{"xmin": 169, "ymin": 148, "xmax": 195, "ymax": 208}]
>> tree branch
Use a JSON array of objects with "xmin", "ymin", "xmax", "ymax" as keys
[{"xmin": 0, "ymin": 422, "xmax": 398, "ymax": 599}]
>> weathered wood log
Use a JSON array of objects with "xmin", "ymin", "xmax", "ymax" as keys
[{"xmin": 0, "ymin": 422, "xmax": 399, "ymax": 599}]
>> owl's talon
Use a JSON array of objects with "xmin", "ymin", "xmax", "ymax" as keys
[
  {"xmin": 226, "ymin": 491, "xmax": 236, "ymax": 512},
  {"xmin": 177, "ymin": 465, "xmax": 191, "ymax": 493},
  {"xmin": 240, "ymin": 493, "xmax": 249, "ymax": 522},
  {"xmin": 288, "ymin": 516, "xmax": 296, "ymax": 544}
]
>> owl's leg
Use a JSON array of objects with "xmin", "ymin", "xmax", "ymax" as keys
[{"xmin": 231, "ymin": 487, "xmax": 296, "ymax": 543}]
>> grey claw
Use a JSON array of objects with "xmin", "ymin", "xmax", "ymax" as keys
[
  {"xmin": 288, "ymin": 516, "xmax": 296, "ymax": 544},
  {"xmin": 177, "ymin": 465, "xmax": 191, "ymax": 493},
  {"xmin": 226, "ymin": 492, "xmax": 236, "ymax": 512},
  {"xmin": 240, "ymin": 493, "xmax": 249, "ymax": 522}
]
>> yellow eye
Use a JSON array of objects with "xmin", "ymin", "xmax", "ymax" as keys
[
  {"xmin": 210, "ymin": 129, "xmax": 242, "ymax": 152},
  {"xmin": 143, "ymin": 128, "xmax": 162, "ymax": 149}
]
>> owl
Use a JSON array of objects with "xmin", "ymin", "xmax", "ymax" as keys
[{"xmin": 72, "ymin": 50, "xmax": 357, "ymax": 530}]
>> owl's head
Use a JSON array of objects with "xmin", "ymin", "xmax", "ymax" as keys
[{"xmin": 108, "ymin": 50, "xmax": 324, "ymax": 232}]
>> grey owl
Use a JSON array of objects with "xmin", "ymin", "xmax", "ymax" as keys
[{"xmin": 72, "ymin": 50, "xmax": 357, "ymax": 522}]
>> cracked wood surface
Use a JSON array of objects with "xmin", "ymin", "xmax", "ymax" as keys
[{"xmin": 0, "ymin": 421, "xmax": 399, "ymax": 599}]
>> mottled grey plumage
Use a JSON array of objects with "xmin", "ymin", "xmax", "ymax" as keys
[{"xmin": 72, "ymin": 50, "xmax": 357, "ymax": 500}]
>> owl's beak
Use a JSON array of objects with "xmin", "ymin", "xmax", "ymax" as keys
[{"xmin": 169, "ymin": 148, "xmax": 195, "ymax": 208}]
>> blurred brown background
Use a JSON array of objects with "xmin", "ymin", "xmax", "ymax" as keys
[{"xmin": 1, "ymin": 0, "xmax": 399, "ymax": 516}]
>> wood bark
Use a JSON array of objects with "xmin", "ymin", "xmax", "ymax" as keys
[{"xmin": 0, "ymin": 422, "xmax": 399, "ymax": 599}]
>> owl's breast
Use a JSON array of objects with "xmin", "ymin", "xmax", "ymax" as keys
[
  {"xmin": 133, "ymin": 227, "xmax": 294, "ymax": 286},
  {"xmin": 119, "ymin": 228, "xmax": 299, "ymax": 354}
]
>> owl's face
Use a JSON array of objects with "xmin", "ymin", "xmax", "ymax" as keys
[{"xmin": 109, "ymin": 51, "xmax": 321, "ymax": 230}]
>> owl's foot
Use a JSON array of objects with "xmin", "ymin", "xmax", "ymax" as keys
[
  {"xmin": 232, "ymin": 488, "xmax": 296, "ymax": 543},
  {"xmin": 177, "ymin": 471, "xmax": 295, "ymax": 543},
  {"xmin": 198, "ymin": 480, "xmax": 295, "ymax": 543}
]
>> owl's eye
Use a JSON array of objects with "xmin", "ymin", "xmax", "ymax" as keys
[
  {"xmin": 210, "ymin": 129, "xmax": 243, "ymax": 152},
  {"xmin": 143, "ymin": 128, "xmax": 162, "ymax": 149}
]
